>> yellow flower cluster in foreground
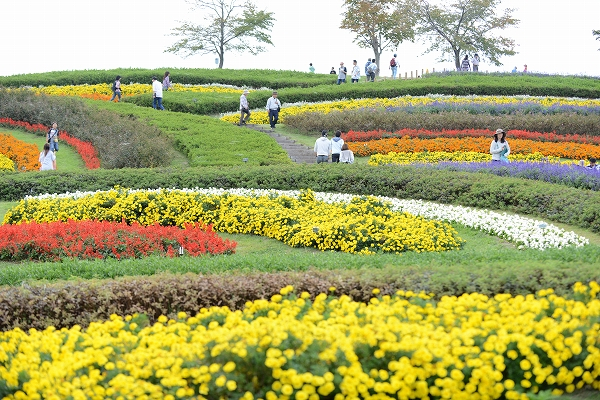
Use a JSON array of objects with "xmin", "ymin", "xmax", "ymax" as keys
[
  {"xmin": 219, "ymin": 95, "xmax": 600, "ymax": 125},
  {"xmin": 0, "ymin": 153, "xmax": 15, "ymax": 171},
  {"xmin": 1, "ymin": 283, "xmax": 599, "ymax": 400},
  {"xmin": 3, "ymin": 189, "xmax": 463, "ymax": 254},
  {"xmin": 20, "ymin": 83, "xmax": 242, "ymax": 97},
  {"xmin": 368, "ymin": 151, "xmax": 559, "ymax": 165}
]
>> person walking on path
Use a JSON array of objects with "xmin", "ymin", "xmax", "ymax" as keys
[
  {"xmin": 490, "ymin": 129, "xmax": 510, "ymax": 162},
  {"xmin": 461, "ymin": 55, "xmax": 470, "ymax": 71},
  {"xmin": 331, "ymin": 130, "xmax": 344, "ymax": 163},
  {"xmin": 266, "ymin": 91, "xmax": 282, "ymax": 130},
  {"xmin": 337, "ymin": 62, "xmax": 347, "ymax": 84},
  {"xmin": 151, "ymin": 76, "xmax": 165, "ymax": 110},
  {"xmin": 350, "ymin": 60, "xmax": 360, "ymax": 83},
  {"xmin": 390, "ymin": 54, "xmax": 398, "ymax": 79},
  {"xmin": 314, "ymin": 130, "xmax": 331, "ymax": 164},
  {"xmin": 340, "ymin": 143, "xmax": 354, "ymax": 164},
  {"xmin": 109, "ymin": 75, "xmax": 122, "ymax": 102},
  {"xmin": 162, "ymin": 71, "xmax": 172, "ymax": 91},
  {"xmin": 239, "ymin": 90, "xmax": 251, "ymax": 125},
  {"xmin": 47, "ymin": 122, "xmax": 59, "ymax": 153},
  {"xmin": 471, "ymin": 54, "xmax": 480, "ymax": 72},
  {"xmin": 367, "ymin": 59, "xmax": 377, "ymax": 82},
  {"xmin": 39, "ymin": 143, "xmax": 56, "ymax": 171}
]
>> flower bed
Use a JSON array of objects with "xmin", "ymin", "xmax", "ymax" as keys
[
  {"xmin": 0, "ymin": 153, "xmax": 14, "ymax": 171},
  {"xmin": 1, "ymin": 283, "xmax": 598, "ymax": 399},
  {"xmin": 3, "ymin": 188, "xmax": 588, "ymax": 250},
  {"xmin": 349, "ymin": 136, "xmax": 600, "ymax": 159},
  {"xmin": 368, "ymin": 151, "xmax": 557, "ymax": 165},
  {"xmin": 344, "ymin": 128, "xmax": 600, "ymax": 145},
  {"xmin": 0, "ymin": 220, "xmax": 235, "ymax": 261},
  {"xmin": 2, "ymin": 188, "xmax": 464, "ymax": 254},
  {"xmin": 0, "ymin": 133, "xmax": 39, "ymax": 171},
  {"xmin": 0, "ymin": 118, "xmax": 100, "ymax": 169}
]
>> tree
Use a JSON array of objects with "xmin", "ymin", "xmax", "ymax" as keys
[
  {"xmin": 340, "ymin": 0, "xmax": 415, "ymax": 76},
  {"xmin": 165, "ymin": 0, "xmax": 275, "ymax": 69},
  {"xmin": 594, "ymin": 29, "xmax": 600, "ymax": 51},
  {"xmin": 411, "ymin": 0, "xmax": 519, "ymax": 71}
]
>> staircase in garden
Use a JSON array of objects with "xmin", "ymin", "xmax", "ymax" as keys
[{"xmin": 244, "ymin": 124, "xmax": 316, "ymax": 164}]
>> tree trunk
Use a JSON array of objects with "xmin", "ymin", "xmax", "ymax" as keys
[{"xmin": 454, "ymin": 48, "xmax": 461, "ymax": 71}]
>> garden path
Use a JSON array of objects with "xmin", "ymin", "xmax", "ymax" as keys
[{"xmin": 243, "ymin": 124, "xmax": 316, "ymax": 164}]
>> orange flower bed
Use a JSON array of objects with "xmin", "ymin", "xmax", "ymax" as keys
[
  {"xmin": 0, "ymin": 133, "xmax": 40, "ymax": 171},
  {"xmin": 348, "ymin": 136, "xmax": 600, "ymax": 159}
]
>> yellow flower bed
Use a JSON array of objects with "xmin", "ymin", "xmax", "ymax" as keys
[
  {"xmin": 21, "ymin": 83, "xmax": 243, "ymax": 97},
  {"xmin": 219, "ymin": 95, "xmax": 600, "ymax": 125},
  {"xmin": 368, "ymin": 151, "xmax": 559, "ymax": 165},
  {"xmin": 0, "ymin": 153, "xmax": 15, "ymax": 171},
  {"xmin": 2, "ymin": 188, "xmax": 463, "ymax": 254},
  {"xmin": 1, "ymin": 283, "xmax": 599, "ymax": 399}
]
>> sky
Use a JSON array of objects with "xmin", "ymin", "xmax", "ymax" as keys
[{"xmin": 1, "ymin": 0, "xmax": 599, "ymax": 78}]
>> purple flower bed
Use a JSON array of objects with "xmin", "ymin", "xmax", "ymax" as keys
[{"xmin": 408, "ymin": 161, "xmax": 600, "ymax": 191}]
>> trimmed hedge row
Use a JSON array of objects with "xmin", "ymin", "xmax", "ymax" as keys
[
  {"xmin": 2, "ymin": 164, "xmax": 600, "ymax": 233},
  {"xmin": 0, "ymin": 68, "xmax": 335, "ymax": 89},
  {"xmin": 1, "ymin": 263, "xmax": 599, "ymax": 331}
]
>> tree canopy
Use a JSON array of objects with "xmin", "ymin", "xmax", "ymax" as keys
[
  {"xmin": 165, "ymin": 0, "xmax": 275, "ymax": 69},
  {"xmin": 411, "ymin": 0, "xmax": 519, "ymax": 70},
  {"xmin": 340, "ymin": 0, "xmax": 414, "ymax": 75},
  {"xmin": 594, "ymin": 29, "xmax": 600, "ymax": 51}
]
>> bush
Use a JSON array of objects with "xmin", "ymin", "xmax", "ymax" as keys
[
  {"xmin": 0, "ymin": 90, "xmax": 175, "ymax": 168},
  {"xmin": 1, "ymin": 164, "xmax": 600, "ymax": 233}
]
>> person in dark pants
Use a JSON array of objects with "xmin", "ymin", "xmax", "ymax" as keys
[{"xmin": 266, "ymin": 91, "xmax": 281, "ymax": 130}]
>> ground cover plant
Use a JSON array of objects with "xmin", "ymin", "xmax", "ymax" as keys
[
  {"xmin": 0, "ymin": 219, "xmax": 236, "ymax": 261},
  {"xmin": 2, "ymin": 69, "xmax": 600, "ymax": 399}
]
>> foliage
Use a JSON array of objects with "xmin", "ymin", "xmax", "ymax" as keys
[
  {"xmin": 1, "ymin": 165, "xmax": 600, "ymax": 234},
  {"xmin": 340, "ymin": 0, "xmax": 415, "ymax": 71},
  {"xmin": 412, "ymin": 0, "xmax": 519, "ymax": 69},
  {"xmin": 0, "ymin": 133, "xmax": 39, "ymax": 171},
  {"xmin": 94, "ymin": 101, "xmax": 291, "ymax": 167},
  {"xmin": 594, "ymin": 29, "xmax": 600, "ymax": 51},
  {"xmin": 165, "ymin": 0, "xmax": 275, "ymax": 68},
  {"xmin": 0, "ymin": 90, "xmax": 174, "ymax": 169},
  {"xmin": 3, "ymin": 188, "xmax": 465, "ymax": 254},
  {"xmin": 0, "ymin": 220, "xmax": 236, "ymax": 261},
  {"xmin": 0, "ymin": 284, "xmax": 599, "ymax": 398}
]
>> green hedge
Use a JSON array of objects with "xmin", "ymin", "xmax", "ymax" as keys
[
  {"xmin": 1, "ymin": 263, "xmax": 599, "ymax": 331},
  {"xmin": 2, "ymin": 164, "xmax": 600, "ymax": 233},
  {"xmin": 0, "ymin": 68, "xmax": 335, "ymax": 89}
]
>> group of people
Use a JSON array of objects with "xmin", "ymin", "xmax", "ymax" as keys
[
  {"xmin": 324, "ymin": 57, "xmax": 380, "ymax": 83},
  {"xmin": 238, "ymin": 90, "xmax": 282, "ymax": 129},
  {"xmin": 39, "ymin": 122, "xmax": 59, "ymax": 171},
  {"xmin": 460, "ymin": 54, "xmax": 481, "ymax": 72},
  {"xmin": 314, "ymin": 130, "xmax": 354, "ymax": 164},
  {"xmin": 512, "ymin": 65, "xmax": 528, "ymax": 73},
  {"xmin": 109, "ymin": 71, "xmax": 173, "ymax": 110}
]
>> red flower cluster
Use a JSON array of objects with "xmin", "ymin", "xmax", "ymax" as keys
[
  {"xmin": 0, "ymin": 118, "xmax": 101, "ymax": 169},
  {"xmin": 0, "ymin": 220, "xmax": 236, "ymax": 261},
  {"xmin": 343, "ymin": 128, "xmax": 600, "ymax": 145}
]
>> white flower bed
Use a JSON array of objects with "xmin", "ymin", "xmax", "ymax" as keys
[{"xmin": 27, "ymin": 188, "xmax": 589, "ymax": 250}]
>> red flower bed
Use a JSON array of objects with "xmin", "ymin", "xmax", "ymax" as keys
[
  {"xmin": 343, "ymin": 128, "xmax": 600, "ymax": 145},
  {"xmin": 0, "ymin": 118, "xmax": 100, "ymax": 169},
  {"xmin": 0, "ymin": 220, "xmax": 236, "ymax": 261}
]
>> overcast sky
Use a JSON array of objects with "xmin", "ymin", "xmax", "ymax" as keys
[{"xmin": 1, "ymin": 0, "xmax": 599, "ymax": 78}]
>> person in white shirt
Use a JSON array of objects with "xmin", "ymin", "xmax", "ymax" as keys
[
  {"xmin": 340, "ymin": 143, "xmax": 354, "ymax": 164},
  {"xmin": 265, "ymin": 91, "xmax": 281, "ymax": 129},
  {"xmin": 330, "ymin": 130, "xmax": 344, "ymax": 163},
  {"xmin": 151, "ymin": 76, "xmax": 164, "ymax": 110},
  {"xmin": 239, "ymin": 90, "xmax": 250, "ymax": 125},
  {"xmin": 490, "ymin": 129, "xmax": 510, "ymax": 162},
  {"xmin": 471, "ymin": 54, "xmax": 480, "ymax": 72},
  {"xmin": 314, "ymin": 130, "xmax": 332, "ymax": 164},
  {"xmin": 39, "ymin": 143, "xmax": 56, "ymax": 171},
  {"xmin": 367, "ymin": 60, "xmax": 377, "ymax": 82},
  {"xmin": 351, "ymin": 60, "xmax": 360, "ymax": 83}
]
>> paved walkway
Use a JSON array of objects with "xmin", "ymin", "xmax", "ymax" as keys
[{"xmin": 243, "ymin": 124, "xmax": 316, "ymax": 164}]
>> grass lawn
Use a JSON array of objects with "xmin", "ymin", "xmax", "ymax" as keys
[{"xmin": 2, "ymin": 128, "xmax": 85, "ymax": 172}]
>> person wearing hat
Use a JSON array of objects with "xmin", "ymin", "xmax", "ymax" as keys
[
  {"xmin": 314, "ymin": 130, "xmax": 332, "ymax": 164},
  {"xmin": 151, "ymin": 76, "xmax": 164, "ymax": 110},
  {"xmin": 265, "ymin": 91, "xmax": 282, "ymax": 130},
  {"xmin": 239, "ymin": 90, "xmax": 250, "ymax": 125},
  {"xmin": 390, "ymin": 54, "xmax": 398, "ymax": 79},
  {"xmin": 490, "ymin": 129, "xmax": 510, "ymax": 162}
]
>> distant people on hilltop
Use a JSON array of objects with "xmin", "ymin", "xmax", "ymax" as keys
[
  {"xmin": 351, "ymin": 60, "xmax": 360, "ymax": 83},
  {"xmin": 523, "ymin": 64, "xmax": 528, "ymax": 73},
  {"xmin": 365, "ymin": 58, "xmax": 371, "ymax": 76},
  {"xmin": 337, "ymin": 62, "xmax": 347, "ymax": 85},
  {"xmin": 367, "ymin": 59, "xmax": 377, "ymax": 82},
  {"xmin": 390, "ymin": 53, "xmax": 398, "ymax": 79},
  {"xmin": 512, "ymin": 66, "xmax": 517, "ymax": 73},
  {"xmin": 309, "ymin": 63, "xmax": 315, "ymax": 73},
  {"xmin": 329, "ymin": 67, "xmax": 336, "ymax": 75},
  {"xmin": 162, "ymin": 71, "xmax": 172, "ymax": 91},
  {"xmin": 109, "ymin": 75, "xmax": 121, "ymax": 102},
  {"xmin": 471, "ymin": 54, "xmax": 480, "ymax": 72},
  {"xmin": 461, "ymin": 55, "xmax": 470, "ymax": 71}
]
